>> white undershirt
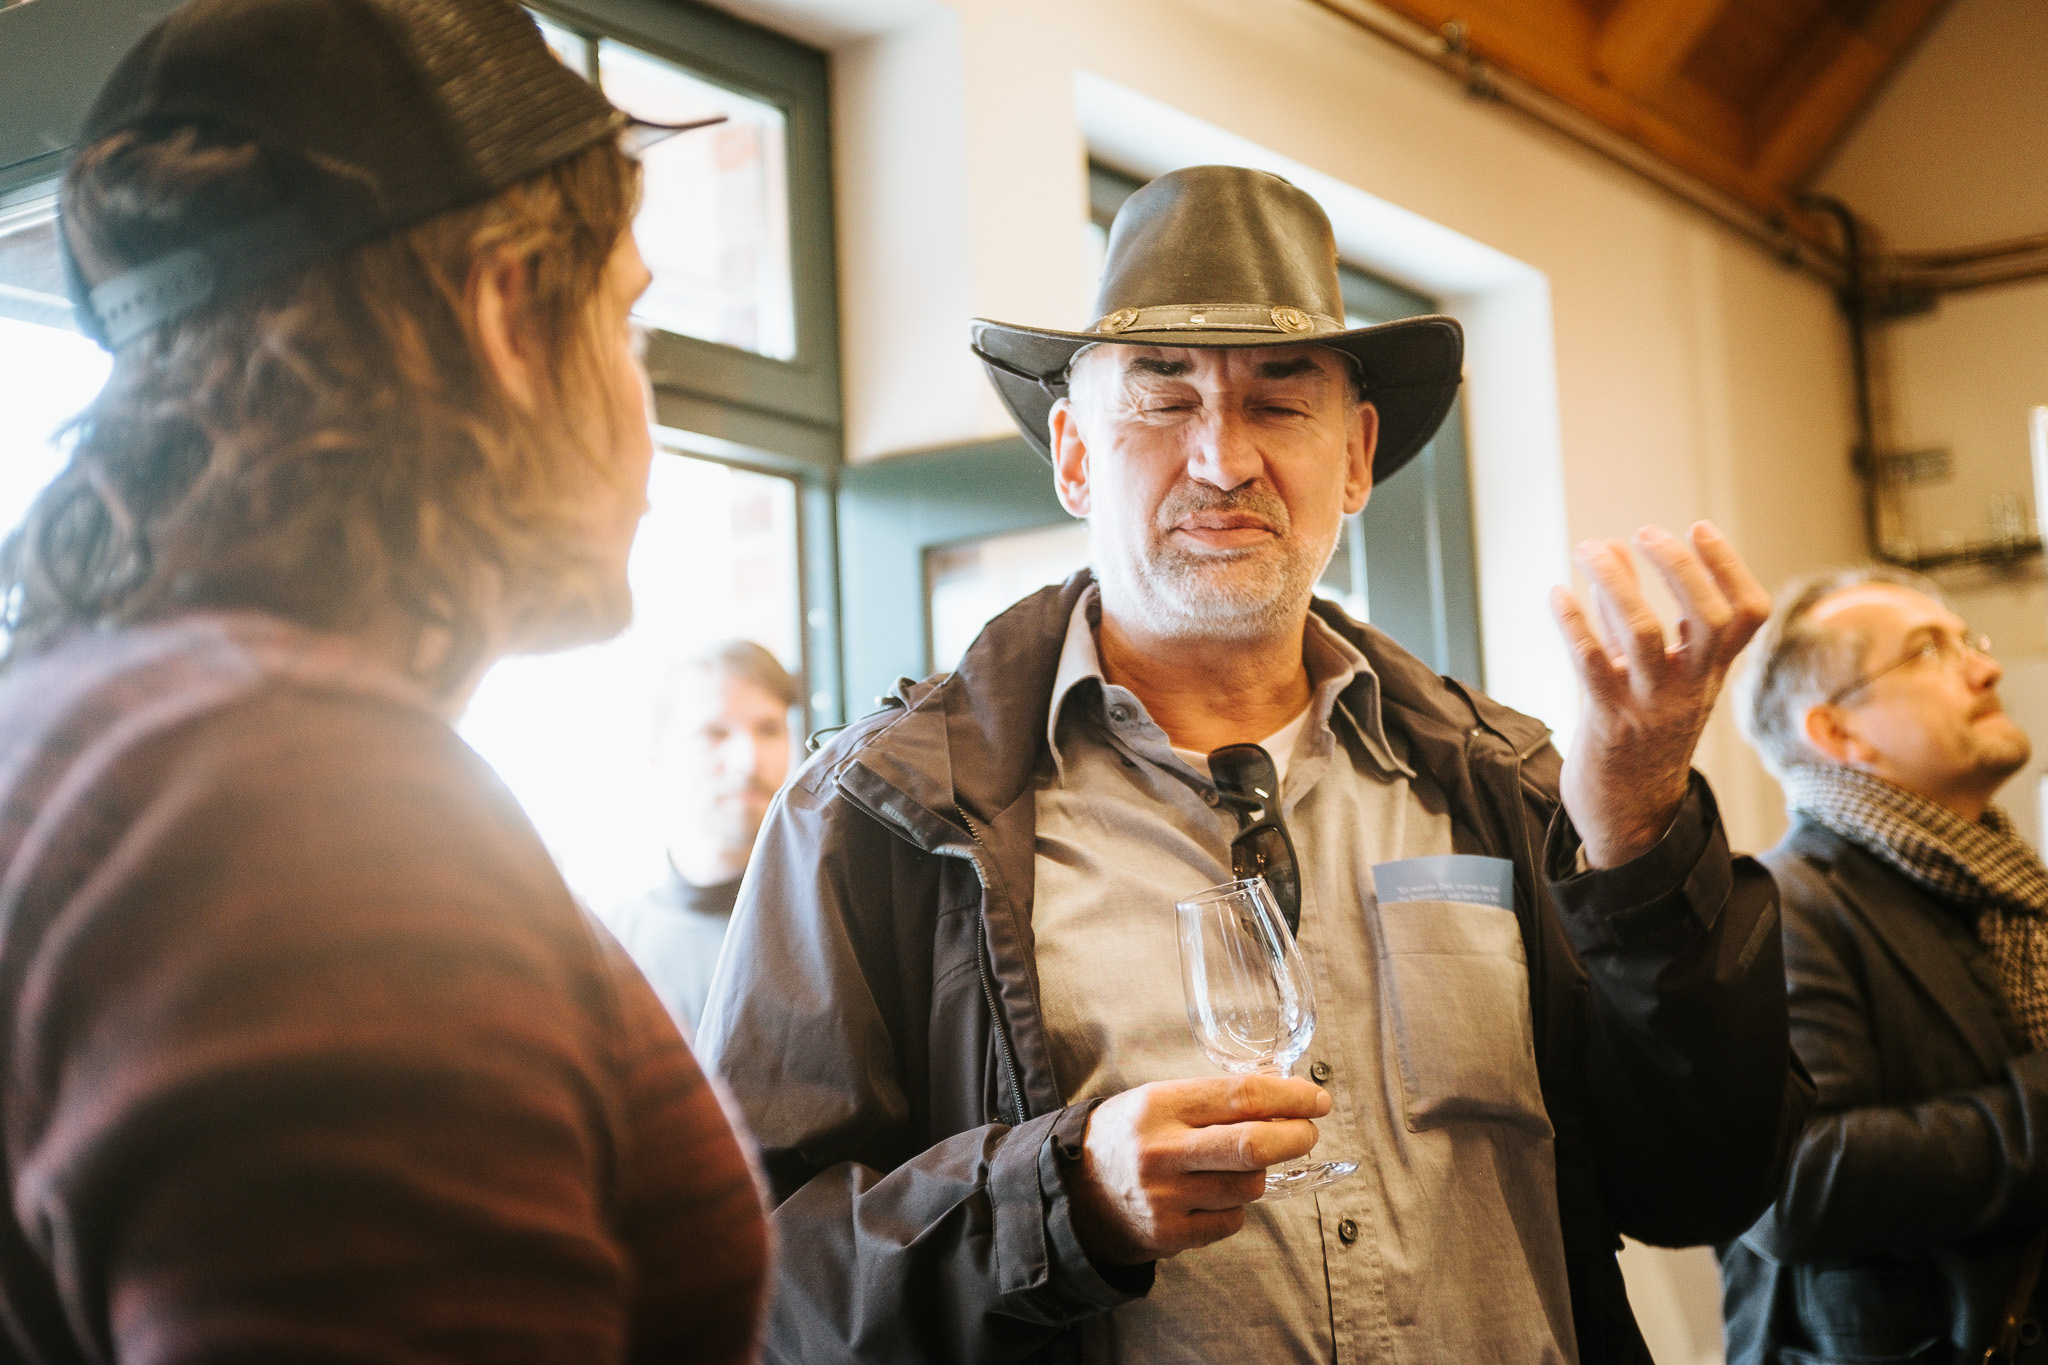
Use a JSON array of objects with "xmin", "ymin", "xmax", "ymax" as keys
[{"xmin": 1172, "ymin": 702, "xmax": 1315, "ymax": 794}]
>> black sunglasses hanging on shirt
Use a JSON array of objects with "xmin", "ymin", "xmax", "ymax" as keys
[{"xmin": 1209, "ymin": 743, "xmax": 1303, "ymax": 936}]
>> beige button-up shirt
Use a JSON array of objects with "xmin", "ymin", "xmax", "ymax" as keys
[{"xmin": 1032, "ymin": 589, "xmax": 1577, "ymax": 1363}]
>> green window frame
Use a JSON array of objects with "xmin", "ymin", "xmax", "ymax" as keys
[
  {"xmin": 526, "ymin": 0, "xmax": 846, "ymax": 724},
  {"xmin": 529, "ymin": 0, "xmax": 841, "ymax": 457}
]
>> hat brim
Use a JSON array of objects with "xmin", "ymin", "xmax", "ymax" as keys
[{"xmin": 970, "ymin": 313, "xmax": 1463, "ymax": 483}]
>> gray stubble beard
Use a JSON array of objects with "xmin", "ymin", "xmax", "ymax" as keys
[{"xmin": 1091, "ymin": 480, "xmax": 1337, "ymax": 645}]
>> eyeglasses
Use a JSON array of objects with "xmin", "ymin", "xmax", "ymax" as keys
[
  {"xmin": 1209, "ymin": 743, "xmax": 1303, "ymax": 936},
  {"xmin": 1825, "ymin": 631, "xmax": 1994, "ymax": 706}
]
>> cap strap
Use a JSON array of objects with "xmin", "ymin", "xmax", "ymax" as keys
[{"xmin": 87, "ymin": 205, "xmax": 316, "ymax": 349}]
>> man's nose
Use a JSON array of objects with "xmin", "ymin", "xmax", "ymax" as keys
[{"xmin": 1185, "ymin": 405, "xmax": 1262, "ymax": 490}]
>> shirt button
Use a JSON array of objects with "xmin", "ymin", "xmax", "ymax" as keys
[
  {"xmin": 1337, "ymin": 1218, "xmax": 1359, "ymax": 1244},
  {"xmin": 1309, "ymin": 1060, "xmax": 1333, "ymax": 1084},
  {"xmin": 1202, "ymin": 788, "xmax": 1221, "ymax": 807}
]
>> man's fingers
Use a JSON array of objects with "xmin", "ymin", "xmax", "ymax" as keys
[
  {"xmin": 1178, "ymin": 1117, "xmax": 1322, "ymax": 1171},
  {"xmin": 1576, "ymin": 540, "xmax": 1667, "ymax": 683},
  {"xmin": 1550, "ymin": 587, "xmax": 1626, "ymax": 700},
  {"xmin": 1168, "ymin": 1075, "xmax": 1330, "ymax": 1129},
  {"xmin": 1165, "ymin": 1207, "xmax": 1248, "ymax": 1254},
  {"xmin": 1690, "ymin": 521, "xmax": 1771, "ymax": 650},
  {"xmin": 1632, "ymin": 525, "xmax": 1731, "ymax": 666},
  {"xmin": 1181, "ymin": 1169, "xmax": 1269, "ymax": 1211}
]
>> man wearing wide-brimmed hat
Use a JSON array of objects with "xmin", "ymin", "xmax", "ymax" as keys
[{"xmin": 702, "ymin": 165, "xmax": 1809, "ymax": 1363}]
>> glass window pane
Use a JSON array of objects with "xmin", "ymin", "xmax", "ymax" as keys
[
  {"xmin": 599, "ymin": 39, "xmax": 794, "ymax": 359},
  {"xmin": 459, "ymin": 451, "xmax": 803, "ymax": 910},
  {"xmin": 0, "ymin": 197, "xmax": 111, "ymax": 568},
  {"xmin": 926, "ymin": 522, "xmax": 1089, "ymax": 673}
]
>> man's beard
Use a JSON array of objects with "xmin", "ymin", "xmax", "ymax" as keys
[
  {"xmin": 1971, "ymin": 702, "xmax": 2034, "ymax": 786},
  {"xmin": 1096, "ymin": 480, "xmax": 1333, "ymax": 641}
]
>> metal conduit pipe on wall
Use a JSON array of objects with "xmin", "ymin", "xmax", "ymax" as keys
[{"xmin": 1303, "ymin": 0, "xmax": 2048, "ymax": 572}]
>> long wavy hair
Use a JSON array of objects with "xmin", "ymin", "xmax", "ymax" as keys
[{"xmin": 0, "ymin": 124, "xmax": 642, "ymax": 692}]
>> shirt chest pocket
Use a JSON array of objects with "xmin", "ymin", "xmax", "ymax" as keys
[{"xmin": 1375, "ymin": 899, "xmax": 1553, "ymax": 1138}]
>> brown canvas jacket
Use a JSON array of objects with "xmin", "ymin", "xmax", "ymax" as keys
[{"xmin": 699, "ymin": 573, "xmax": 1810, "ymax": 1364}]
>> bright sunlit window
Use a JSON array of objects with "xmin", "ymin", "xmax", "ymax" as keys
[
  {"xmin": 458, "ymin": 451, "xmax": 803, "ymax": 912},
  {"xmin": 535, "ymin": 12, "xmax": 796, "ymax": 359},
  {"xmin": 0, "ymin": 196, "xmax": 112, "ymax": 567}
]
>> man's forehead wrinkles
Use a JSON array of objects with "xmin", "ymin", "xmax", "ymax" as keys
[
  {"xmin": 1255, "ymin": 356, "xmax": 1326, "ymax": 381},
  {"xmin": 1110, "ymin": 351, "xmax": 1335, "ymax": 385}
]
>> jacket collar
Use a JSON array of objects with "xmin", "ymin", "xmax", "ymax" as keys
[
  {"xmin": 1039, "ymin": 583, "xmax": 1415, "ymax": 783},
  {"xmin": 1786, "ymin": 816, "xmax": 2013, "ymax": 1074},
  {"xmin": 844, "ymin": 570, "xmax": 1550, "ymax": 850},
  {"xmin": 833, "ymin": 572, "xmax": 1553, "ymax": 1122}
]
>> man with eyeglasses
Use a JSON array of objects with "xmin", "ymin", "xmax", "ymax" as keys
[
  {"xmin": 701, "ymin": 165, "xmax": 1808, "ymax": 1363},
  {"xmin": 1724, "ymin": 566, "xmax": 2048, "ymax": 1365}
]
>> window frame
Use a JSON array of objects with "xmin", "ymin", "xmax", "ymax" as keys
[
  {"xmin": 531, "ymin": 0, "xmax": 842, "ymax": 448},
  {"xmin": 534, "ymin": 0, "xmax": 848, "ymax": 726}
]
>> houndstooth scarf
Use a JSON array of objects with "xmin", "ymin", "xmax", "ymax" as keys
[{"xmin": 1780, "ymin": 763, "xmax": 2048, "ymax": 1050}]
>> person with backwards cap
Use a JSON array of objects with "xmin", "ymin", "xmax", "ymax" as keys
[
  {"xmin": 700, "ymin": 166, "xmax": 1811, "ymax": 1362},
  {"xmin": 0, "ymin": 1, "xmax": 766, "ymax": 1360}
]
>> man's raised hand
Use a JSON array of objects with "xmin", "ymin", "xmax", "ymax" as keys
[
  {"xmin": 1068, "ymin": 1075, "xmax": 1330, "ymax": 1265},
  {"xmin": 1549, "ymin": 521, "xmax": 1770, "ymax": 869}
]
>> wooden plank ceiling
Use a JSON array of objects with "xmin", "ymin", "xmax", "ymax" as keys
[{"xmin": 1365, "ymin": 0, "xmax": 1952, "ymax": 227}]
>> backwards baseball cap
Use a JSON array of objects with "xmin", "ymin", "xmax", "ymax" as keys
[{"xmin": 63, "ymin": 0, "xmax": 716, "ymax": 350}]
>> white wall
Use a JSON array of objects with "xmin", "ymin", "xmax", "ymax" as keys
[{"xmin": 1812, "ymin": 0, "xmax": 2048, "ymax": 840}]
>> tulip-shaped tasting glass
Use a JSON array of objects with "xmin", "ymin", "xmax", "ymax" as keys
[{"xmin": 1175, "ymin": 876, "xmax": 1358, "ymax": 1198}]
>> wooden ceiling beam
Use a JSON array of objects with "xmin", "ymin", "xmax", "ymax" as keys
[
  {"xmin": 1366, "ymin": 0, "xmax": 1788, "ymax": 216},
  {"xmin": 1750, "ymin": 0, "xmax": 1954, "ymax": 187},
  {"xmin": 1592, "ymin": 0, "xmax": 1739, "ymax": 99}
]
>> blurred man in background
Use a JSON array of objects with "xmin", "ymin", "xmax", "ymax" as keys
[
  {"xmin": 610, "ymin": 640, "xmax": 799, "ymax": 1033},
  {"xmin": 1726, "ymin": 566, "xmax": 2048, "ymax": 1365}
]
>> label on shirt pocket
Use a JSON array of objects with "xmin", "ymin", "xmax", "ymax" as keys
[{"xmin": 1372, "ymin": 856, "xmax": 1552, "ymax": 1138}]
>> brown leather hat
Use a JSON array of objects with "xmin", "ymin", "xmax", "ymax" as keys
[{"xmin": 970, "ymin": 165, "xmax": 1463, "ymax": 482}]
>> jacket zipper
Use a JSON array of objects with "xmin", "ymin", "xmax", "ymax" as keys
[{"xmin": 956, "ymin": 804, "xmax": 1029, "ymax": 1130}]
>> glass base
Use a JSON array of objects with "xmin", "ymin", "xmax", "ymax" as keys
[{"xmin": 1261, "ymin": 1157, "xmax": 1359, "ymax": 1200}]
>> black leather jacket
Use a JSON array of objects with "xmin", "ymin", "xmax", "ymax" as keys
[
  {"xmin": 1724, "ymin": 818, "xmax": 2048, "ymax": 1365},
  {"xmin": 701, "ymin": 574, "xmax": 1810, "ymax": 1364}
]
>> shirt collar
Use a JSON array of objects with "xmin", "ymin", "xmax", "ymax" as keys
[{"xmin": 1043, "ymin": 586, "xmax": 1413, "ymax": 781}]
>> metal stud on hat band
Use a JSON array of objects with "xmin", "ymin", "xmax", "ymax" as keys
[{"xmin": 1090, "ymin": 303, "xmax": 1345, "ymax": 336}]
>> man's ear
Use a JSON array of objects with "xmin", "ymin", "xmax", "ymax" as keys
[
  {"xmin": 1049, "ymin": 397, "xmax": 1091, "ymax": 518},
  {"xmin": 1802, "ymin": 702, "xmax": 1873, "ymax": 767},
  {"xmin": 1342, "ymin": 400, "xmax": 1378, "ymax": 516},
  {"xmin": 470, "ymin": 246, "xmax": 538, "ymax": 412}
]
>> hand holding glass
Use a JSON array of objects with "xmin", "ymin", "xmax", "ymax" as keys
[{"xmin": 1176, "ymin": 877, "xmax": 1358, "ymax": 1198}]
